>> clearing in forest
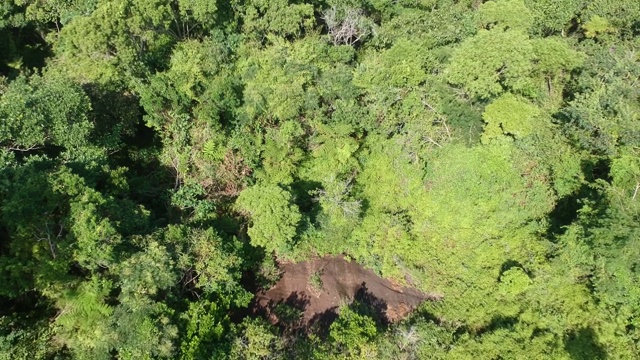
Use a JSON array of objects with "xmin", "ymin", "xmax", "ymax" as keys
[{"xmin": 253, "ymin": 256, "xmax": 438, "ymax": 331}]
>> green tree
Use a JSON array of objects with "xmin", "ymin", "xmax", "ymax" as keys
[
  {"xmin": 240, "ymin": 0, "xmax": 315, "ymax": 42},
  {"xmin": 179, "ymin": 299, "xmax": 231, "ymax": 360},
  {"xmin": 525, "ymin": 0, "xmax": 583, "ymax": 35},
  {"xmin": 446, "ymin": 1, "xmax": 583, "ymax": 102},
  {"xmin": 230, "ymin": 318, "xmax": 284, "ymax": 360},
  {"xmin": 0, "ymin": 72, "xmax": 92, "ymax": 152},
  {"xmin": 481, "ymin": 92, "xmax": 541, "ymax": 143},
  {"xmin": 236, "ymin": 183, "xmax": 301, "ymax": 255},
  {"xmin": 477, "ymin": 0, "xmax": 533, "ymax": 32},
  {"xmin": 329, "ymin": 306, "xmax": 378, "ymax": 359},
  {"xmin": 445, "ymin": 28, "xmax": 535, "ymax": 99},
  {"xmin": 52, "ymin": 0, "xmax": 176, "ymax": 83}
]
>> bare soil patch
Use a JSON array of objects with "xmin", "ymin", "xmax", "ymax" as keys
[{"xmin": 253, "ymin": 255, "xmax": 438, "ymax": 331}]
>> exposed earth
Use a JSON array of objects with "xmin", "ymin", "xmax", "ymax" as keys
[{"xmin": 253, "ymin": 255, "xmax": 439, "ymax": 331}]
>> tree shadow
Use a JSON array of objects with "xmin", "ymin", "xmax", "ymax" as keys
[
  {"xmin": 0, "ymin": 26, "xmax": 51, "ymax": 78},
  {"xmin": 498, "ymin": 260, "xmax": 533, "ymax": 280},
  {"xmin": 354, "ymin": 282, "xmax": 390, "ymax": 325},
  {"xmin": 564, "ymin": 327, "xmax": 607, "ymax": 360},
  {"xmin": 307, "ymin": 306, "xmax": 340, "ymax": 337},
  {"xmin": 253, "ymin": 283, "xmax": 394, "ymax": 337},
  {"xmin": 82, "ymin": 82, "xmax": 142, "ymax": 150},
  {"xmin": 304, "ymin": 282, "xmax": 391, "ymax": 339},
  {"xmin": 545, "ymin": 159, "xmax": 609, "ymax": 240},
  {"xmin": 291, "ymin": 179, "xmax": 323, "ymax": 227},
  {"xmin": 478, "ymin": 315, "xmax": 519, "ymax": 336},
  {"xmin": 253, "ymin": 291, "xmax": 310, "ymax": 333}
]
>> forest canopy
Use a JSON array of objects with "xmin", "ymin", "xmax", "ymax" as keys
[{"xmin": 1, "ymin": 0, "xmax": 640, "ymax": 359}]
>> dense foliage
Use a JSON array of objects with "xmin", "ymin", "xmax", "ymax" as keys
[{"xmin": 1, "ymin": 0, "xmax": 640, "ymax": 358}]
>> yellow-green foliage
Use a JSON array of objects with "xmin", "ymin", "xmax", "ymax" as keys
[
  {"xmin": 445, "ymin": 28, "xmax": 535, "ymax": 99},
  {"xmin": 583, "ymin": 15, "xmax": 615, "ymax": 39},
  {"xmin": 482, "ymin": 93, "xmax": 541, "ymax": 142},
  {"xmin": 236, "ymin": 183, "xmax": 301, "ymax": 254},
  {"xmin": 477, "ymin": 0, "xmax": 534, "ymax": 32}
]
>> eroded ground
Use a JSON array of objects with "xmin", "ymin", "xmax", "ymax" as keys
[{"xmin": 253, "ymin": 255, "xmax": 438, "ymax": 331}]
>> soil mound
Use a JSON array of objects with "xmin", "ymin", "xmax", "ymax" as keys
[{"xmin": 253, "ymin": 255, "xmax": 438, "ymax": 331}]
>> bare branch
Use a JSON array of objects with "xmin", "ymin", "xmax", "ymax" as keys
[
  {"xmin": 5, "ymin": 143, "xmax": 42, "ymax": 152},
  {"xmin": 322, "ymin": 7, "xmax": 371, "ymax": 46}
]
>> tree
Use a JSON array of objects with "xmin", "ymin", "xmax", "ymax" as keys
[
  {"xmin": 525, "ymin": 0, "xmax": 583, "ymax": 35},
  {"xmin": 322, "ymin": 6, "xmax": 373, "ymax": 46},
  {"xmin": 53, "ymin": 277, "xmax": 114, "ymax": 359},
  {"xmin": 0, "ymin": 72, "xmax": 92, "ymax": 152},
  {"xmin": 481, "ymin": 92, "xmax": 541, "ymax": 143},
  {"xmin": 229, "ymin": 318, "xmax": 284, "ymax": 360},
  {"xmin": 560, "ymin": 39, "xmax": 640, "ymax": 155},
  {"xmin": 240, "ymin": 0, "xmax": 315, "ymax": 42},
  {"xmin": 51, "ymin": 0, "xmax": 177, "ymax": 83},
  {"xmin": 406, "ymin": 142, "xmax": 555, "ymax": 326},
  {"xmin": 445, "ymin": 28, "xmax": 535, "ymax": 99},
  {"xmin": 446, "ymin": 0, "xmax": 583, "ymax": 102},
  {"xmin": 235, "ymin": 183, "xmax": 301, "ymax": 255},
  {"xmin": 179, "ymin": 299, "xmax": 231, "ymax": 360},
  {"xmin": 477, "ymin": 0, "xmax": 533, "ymax": 32},
  {"xmin": 329, "ymin": 306, "xmax": 378, "ymax": 359}
]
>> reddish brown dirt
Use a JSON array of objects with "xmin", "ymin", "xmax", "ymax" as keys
[{"xmin": 253, "ymin": 256, "xmax": 437, "ymax": 331}]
